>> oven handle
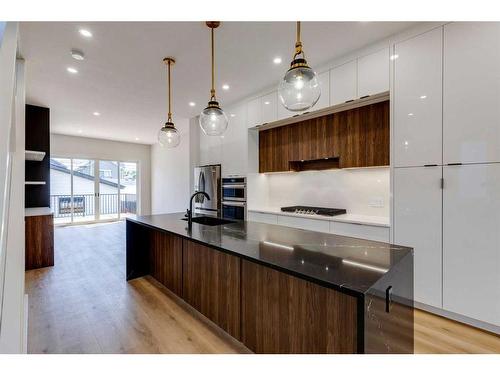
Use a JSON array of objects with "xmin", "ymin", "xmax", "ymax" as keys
[
  {"xmin": 222, "ymin": 184, "xmax": 246, "ymax": 188},
  {"xmin": 222, "ymin": 201, "xmax": 246, "ymax": 207}
]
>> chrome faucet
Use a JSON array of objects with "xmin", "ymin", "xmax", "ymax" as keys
[{"xmin": 187, "ymin": 191, "xmax": 211, "ymax": 229}]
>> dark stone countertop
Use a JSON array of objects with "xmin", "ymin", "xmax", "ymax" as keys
[{"xmin": 127, "ymin": 213, "xmax": 413, "ymax": 297}]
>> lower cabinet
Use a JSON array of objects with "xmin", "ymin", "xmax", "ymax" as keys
[
  {"xmin": 443, "ymin": 164, "xmax": 500, "ymax": 326},
  {"xmin": 241, "ymin": 259, "xmax": 359, "ymax": 353},
  {"xmin": 182, "ymin": 239, "xmax": 241, "ymax": 339},
  {"xmin": 25, "ymin": 214, "xmax": 54, "ymax": 270},
  {"xmin": 149, "ymin": 230, "xmax": 183, "ymax": 297},
  {"xmin": 247, "ymin": 211, "xmax": 278, "ymax": 224},
  {"xmin": 330, "ymin": 221, "xmax": 389, "ymax": 242},
  {"xmin": 277, "ymin": 214, "xmax": 330, "ymax": 233}
]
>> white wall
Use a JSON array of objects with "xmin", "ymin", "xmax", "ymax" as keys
[
  {"xmin": 50, "ymin": 134, "xmax": 151, "ymax": 215},
  {"xmin": 0, "ymin": 24, "xmax": 27, "ymax": 351},
  {"xmin": 248, "ymin": 167, "xmax": 390, "ymax": 217},
  {"xmin": 151, "ymin": 118, "xmax": 191, "ymax": 214}
]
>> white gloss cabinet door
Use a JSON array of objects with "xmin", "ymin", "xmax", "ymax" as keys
[
  {"xmin": 394, "ymin": 27, "xmax": 443, "ymax": 167},
  {"xmin": 310, "ymin": 70, "xmax": 330, "ymax": 111},
  {"xmin": 221, "ymin": 104, "xmax": 247, "ymax": 176},
  {"xmin": 443, "ymin": 164, "xmax": 500, "ymax": 326},
  {"xmin": 247, "ymin": 211, "xmax": 278, "ymax": 225},
  {"xmin": 357, "ymin": 48, "xmax": 390, "ymax": 97},
  {"xmin": 246, "ymin": 97, "xmax": 262, "ymax": 128},
  {"xmin": 276, "ymin": 215, "xmax": 330, "ymax": 233},
  {"xmin": 393, "ymin": 166, "xmax": 442, "ymax": 308},
  {"xmin": 443, "ymin": 22, "xmax": 500, "ymax": 164},
  {"xmin": 330, "ymin": 60, "xmax": 357, "ymax": 105},
  {"xmin": 261, "ymin": 91, "xmax": 278, "ymax": 124}
]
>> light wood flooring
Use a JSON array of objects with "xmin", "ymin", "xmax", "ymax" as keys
[{"xmin": 25, "ymin": 221, "xmax": 500, "ymax": 354}]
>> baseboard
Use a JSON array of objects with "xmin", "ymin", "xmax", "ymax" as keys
[
  {"xmin": 415, "ymin": 301, "xmax": 500, "ymax": 335},
  {"xmin": 23, "ymin": 294, "xmax": 28, "ymax": 354}
]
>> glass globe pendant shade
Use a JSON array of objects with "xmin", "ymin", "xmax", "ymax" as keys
[
  {"xmin": 158, "ymin": 122, "xmax": 180, "ymax": 148},
  {"xmin": 278, "ymin": 62, "xmax": 321, "ymax": 112},
  {"xmin": 199, "ymin": 101, "xmax": 228, "ymax": 136}
]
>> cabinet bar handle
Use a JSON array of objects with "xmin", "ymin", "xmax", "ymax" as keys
[
  {"xmin": 447, "ymin": 162, "xmax": 462, "ymax": 166},
  {"xmin": 424, "ymin": 164, "xmax": 438, "ymax": 167},
  {"xmin": 359, "ymin": 95, "xmax": 370, "ymax": 99},
  {"xmin": 385, "ymin": 286, "xmax": 393, "ymax": 313},
  {"xmin": 344, "ymin": 99, "xmax": 355, "ymax": 103}
]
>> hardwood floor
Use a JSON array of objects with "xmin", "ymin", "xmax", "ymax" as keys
[
  {"xmin": 25, "ymin": 221, "xmax": 248, "ymax": 354},
  {"xmin": 25, "ymin": 221, "xmax": 500, "ymax": 354}
]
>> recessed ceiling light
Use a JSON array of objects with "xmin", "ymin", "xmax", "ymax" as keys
[
  {"xmin": 77, "ymin": 129, "xmax": 83, "ymax": 134},
  {"xmin": 67, "ymin": 67, "xmax": 78, "ymax": 74},
  {"xmin": 71, "ymin": 49, "xmax": 85, "ymax": 61},
  {"xmin": 420, "ymin": 95, "xmax": 427, "ymax": 99},
  {"xmin": 135, "ymin": 137, "xmax": 140, "ymax": 141},
  {"xmin": 408, "ymin": 113, "xmax": 414, "ymax": 116},
  {"xmin": 222, "ymin": 84, "xmax": 230, "ymax": 90},
  {"xmin": 189, "ymin": 102, "xmax": 196, "ymax": 107},
  {"xmin": 93, "ymin": 112, "xmax": 100, "ymax": 116},
  {"xmin": 390, "ymin": 54, "xmax": 399, "ymax": 60},
  {"xmin": 273, "ymin": 57, "xmax": 282, "ymax": 64},
  {"xmin": 230, "ymin": 114, "xmax": 236, "ymax": 117},
  {"xmin": 264, "ymin": 101, "xmax": 270, "ymax": 105},
  {"xmin": 79, "ymin": 29, "xmax": 93, "ymax": 38}
]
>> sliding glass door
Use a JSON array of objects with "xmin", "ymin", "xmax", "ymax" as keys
[
  {"xmin": 98, "ymin": 160, "xmax": 119, "ymax": 220},
  {"xmin": 50, "ymin": 157, "xmax": 138, "ymax": 224},
  {"xmin": 72, "ymin": 159, "xmax": 96, "ymax": 223}
]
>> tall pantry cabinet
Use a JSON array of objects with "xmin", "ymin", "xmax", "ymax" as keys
[{"xmin": 393, "ymin": 22, "xmax": 500, "ymax": 328}]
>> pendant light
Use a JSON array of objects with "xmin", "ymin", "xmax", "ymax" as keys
[
  {"xmin": 199, "ymin": 21, "xmax": 228, "ymax": 136},
  {"xmin": 158, "ymin": 57, "xmax": 181, "ymax": 148},
  {"xmin": 278, "ymin": 21, "xmax": 321, "ymax": 112}
]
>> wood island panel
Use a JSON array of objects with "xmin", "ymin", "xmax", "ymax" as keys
[
  {"xmin": 241, "ymin": 259, "xmax": 358, "ymax": 353},
  {"xmin": 149, "ymin": 230, "xmax": 183, "ymax": 297},
  {"xmin": 182, "ymin": 240, "xmax": 241, "ymax": 339}
]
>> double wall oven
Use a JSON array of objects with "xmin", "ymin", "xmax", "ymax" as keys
[{"xmin": 221, "ymin": 176, "xmax": 247, "ymax": 220}]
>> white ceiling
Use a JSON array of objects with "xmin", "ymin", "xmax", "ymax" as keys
[{"xmin": 19, "ymin": 22, "xmax": 417, "ymax": 144}]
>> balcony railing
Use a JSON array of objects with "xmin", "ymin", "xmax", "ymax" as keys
[{"xmin": 50, "ymin": 193, "xmax": 136, "ymax": 219}]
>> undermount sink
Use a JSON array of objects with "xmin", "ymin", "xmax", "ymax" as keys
[{"xmin": 181, "ymin": 216, "xmax": 235, "ymax": 226}]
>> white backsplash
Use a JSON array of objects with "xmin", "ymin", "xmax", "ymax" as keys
[{"xmin": 247, "ymin": 167, "xmax": 390, "ymax": 217}]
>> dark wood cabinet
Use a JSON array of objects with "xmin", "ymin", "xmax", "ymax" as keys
[
  {"xmin": 241, "ymin": 259, "xmax": 358, "ymax": 353},
  {"xmin": 25, "ymin": 214, "xmax": 54, "ymax": 270},
  {"xmin": 259, "ymin": 100, "xmax": 389, "ymax": 172},
  {"xmin": 182, "ymin": 240, "xmax": 241, "ymax": 339},
  {"xmin": 149, "ymin": 230, "xmax": 183, "ymax": 296}
]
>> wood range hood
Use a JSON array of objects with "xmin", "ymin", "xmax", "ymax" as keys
[{"xmin": 257, "ymin": 92, "xmax": 390, "ymax": 173}]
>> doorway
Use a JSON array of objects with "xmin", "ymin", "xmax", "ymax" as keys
[{"xmin": 49, "ymin": 158, "xmax": 138, "ymax": 225}]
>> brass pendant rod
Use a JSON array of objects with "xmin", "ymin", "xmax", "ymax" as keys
[
  {"xmin": 211, "ymin": 26, "xmax": 216, "ymax": 100},
  {"xmin": 167, "ymin": 59, "xmax": 172, "ymax": 122},
  {"xmin": 294, "ymin": 21, "xmax": 304, "ymax": 60}
]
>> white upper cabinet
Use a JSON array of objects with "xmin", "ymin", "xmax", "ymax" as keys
[
  {"xmin": 330, "ymin": 60, "xmax": 357, "ymax": 105},
  {"xmin": 394, "ymin": 27, "xmax": 443, "ymax": 167},
  {"xmin": 199, "ymin": 130, "xmax": 222, "ymax": 166},
  {"xmin": 357, "ymin": 48, "xmax": 390, "ymax": 97},
  {"xmin": 246, "ymin": 97, "xmax": 262, "ymax": 128},
  {"xmin": 261, "ymin": 91, "xmax": 278, "ymax": 124},
  {"xmin": 393, "ymin": 166, "xmax": 443, "ymax": 308},
  {"xmin": 221, "ymin": 104, "xmax": 247, "ymax": 176},
  {"xmin": 443, "ymin": 22, "xmax": 500, "ymax": 165},
  {"xmin": 443, "ymin": 163, "xmax": 500, "ymax": 326},
  {"xmin": 310, "ymin": 70, "xmax": 330, "ymax": 111},
  {"xmin": 277, "ymin": 97, "xmax": 293, "ymax": 120}
]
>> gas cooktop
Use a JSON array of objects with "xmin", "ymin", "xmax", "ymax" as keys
[{"xmin": 280, "ymin": 206, "xmax": 347, "ymax": 217}]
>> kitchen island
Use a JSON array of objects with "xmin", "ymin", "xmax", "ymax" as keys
[{"xmin": 126, "ymin": 213, "xmax": 414, "ymax": 354}]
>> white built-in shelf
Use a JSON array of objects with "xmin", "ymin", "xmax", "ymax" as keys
[
  {"xmin": 25, "ymin": 181, "xmax": 46, "ymax": 185},
  {"xmin": 25, "ymin": 150, "xmax": 46, "ymax": 161}
]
